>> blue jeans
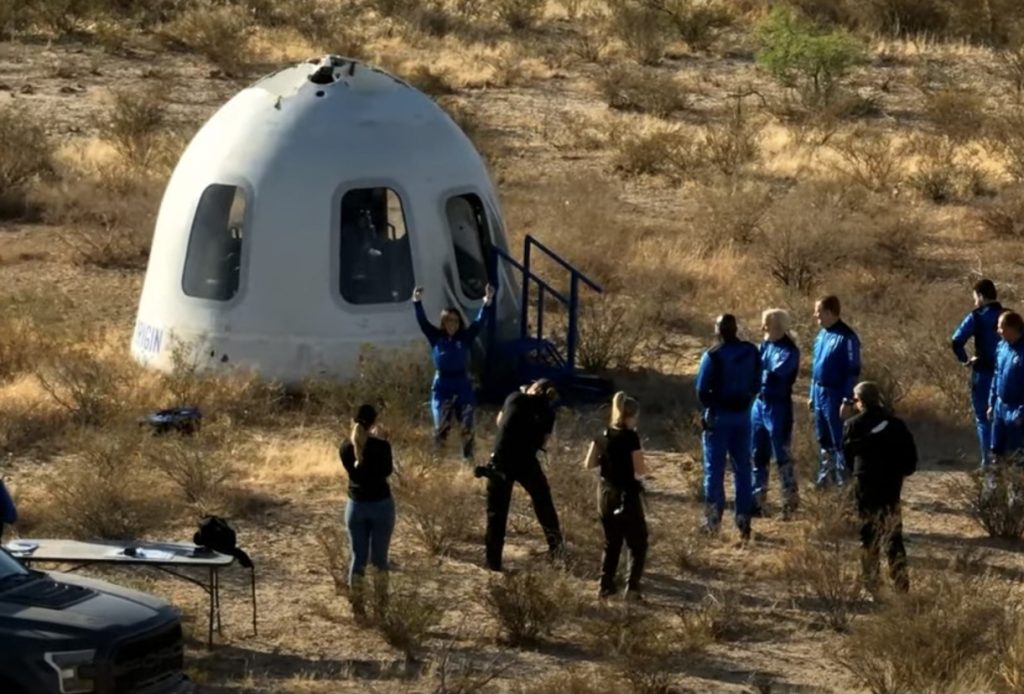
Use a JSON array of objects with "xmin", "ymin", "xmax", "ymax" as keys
[
  {"xmin": 345, "ymin": 497, "xmax": 395, "ymax": 584},
  {"xmin": 751, "ymin": 398, "xmax": 798, "ymax": 508},
  {"xmin": 702, "ymin": 410, "xmax": 754, "ymax": 526},
  {"xmin": 971, "ymin": 370, "xmax": 994, "ymax": 467},
  {"xmin": 813, "ymin": 385, "xmax": 847, "ymax": 488}
]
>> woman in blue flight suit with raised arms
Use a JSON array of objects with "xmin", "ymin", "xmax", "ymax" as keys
[{"xmin": 413, "ymin": 284, "xmax": 495, "ymax": 462}]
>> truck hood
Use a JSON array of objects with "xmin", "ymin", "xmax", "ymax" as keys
[{"xmin": 0, "ymin": 571, "xmax": 173, "ymax": 641}]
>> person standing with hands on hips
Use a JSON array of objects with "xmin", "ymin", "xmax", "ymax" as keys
[
  {"xmin": 413, "ymin": 284, "xmax": 495, "ymax": 462},
  {"xmin": 808, "ymin": 295, "xmax": 861, "ymax": 489},
  {"xmin": 951, "ymin": 279, "xmax": 1003, "ymax": 467}
]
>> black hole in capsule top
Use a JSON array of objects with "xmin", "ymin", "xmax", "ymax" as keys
[
  {"xmin": 209, "ymin": 350, "xmax": 215, "ymax": 358},
  {"xmin": 221, "ymin": 354, "xmax": 229, "ymax": 363},
  {"xmin": 315, "ymin": 90, "xmax": 325, "ymax": 97}
]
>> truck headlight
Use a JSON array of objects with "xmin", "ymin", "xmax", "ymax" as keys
[{"xmin": 44, "ymin": 650, "xmax": 97, "ymax": 694}]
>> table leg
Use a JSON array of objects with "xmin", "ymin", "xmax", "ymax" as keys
[
  {"xmin": 207, "ymin": 567, "xmax": 215, "ymax": 650},
  {"xmin": 214, "ymin": 568, "xmax": 223, "ymax": 634}
]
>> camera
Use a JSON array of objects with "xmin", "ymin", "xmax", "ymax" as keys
[{"xmin": 473, "ymin": 461, "xmax": 507, "ymax": 483}]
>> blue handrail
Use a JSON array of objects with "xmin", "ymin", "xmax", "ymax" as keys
[{"xmin": 491, "ymin": 235, "xmax": 602, "ymax": 378}]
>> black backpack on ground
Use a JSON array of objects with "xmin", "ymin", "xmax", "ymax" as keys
[{"xmin": 194, "ymin": 516, "xmax": 253, "ymax": 569}]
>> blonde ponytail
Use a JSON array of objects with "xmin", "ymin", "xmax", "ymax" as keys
[
  {"xmin": 351, "ymin": 421, "xmax": 369, "ymax": 468},
  {"xmin": 610, "ymin": 391, "xmax": 639, "ymax": 428}
]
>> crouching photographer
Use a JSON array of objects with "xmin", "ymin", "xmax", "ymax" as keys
[{"xmin": 480, "ymin": 378, "xmax": 565, "ymax": 571}]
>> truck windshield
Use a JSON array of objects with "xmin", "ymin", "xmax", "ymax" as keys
[{"xmin": 0, "ymin": 549, "xmax": 29, "ymax": 580}]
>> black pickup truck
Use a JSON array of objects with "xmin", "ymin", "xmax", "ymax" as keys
[{"xmin": 0, "ymin": 547, "xmax": 193, "ymax": 694}]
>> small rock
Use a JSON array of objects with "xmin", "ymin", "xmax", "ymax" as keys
[
  {"xmin": 19, "ymin": 84, "xmax": 34, "ymax": 95},
  {"xmin": 0, "ymin": 84, "xmax": 10, "ymax": 91},
  {"xmin": 59, "ymin": 85, "xmax": 78, "ymax": 94}
]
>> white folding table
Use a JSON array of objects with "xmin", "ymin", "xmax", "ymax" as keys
[{"xmin": 4, "ymin": 539, "xmax": 254, "ymax": 649}]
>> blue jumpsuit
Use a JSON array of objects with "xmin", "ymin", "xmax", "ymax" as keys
[
  {"xmin": 751, "ymin": 335, "xmax": 800, "ymax": 513},
  {"xmin": 951, "ymin": 302, "xmax": 1003, "ymax": 467},
  {"xmin": 414, "ymin": 301, "xmax": 489, "ymax": 459},
  {"xmin": 696, "ymin": 339, "xmax": 761, "ymax": 532},
  {"xmin": 810, "ymin": 320, "xmax": 861, "ymax": 488},
  {"xmin": 989, "ymin": 337, "xmax": 1024, "ymax": 460}
]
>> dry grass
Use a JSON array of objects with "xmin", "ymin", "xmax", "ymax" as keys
[
  {"xmin": 948, "ymin": 465, "xmax": 1024, "ymax": 540},
  {"xmin": 164, "ymin": 2, "xmax": 256, "ymax": 77},
  {"xmin": 45, "ymin": 427, "xmax": 176, "ymax": 540},
  {"xmin": 597, "ymin": 64, "xmax": 690, "ymax": 117},
  {"xmin": 394, "ymin": 460, "xmax": 480, "ymax": 556},
  {"xmin": 842, "ymin": 573, "xmax": 1015, "ymax": 694}
]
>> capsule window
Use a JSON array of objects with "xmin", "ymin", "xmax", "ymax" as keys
[
  {"xmin": 339, "ymin": 187, "xmax": 414, "ymax": 304},
  {"xmin": 445, "ymin": 193, "xmax": 492, "ymax": 300},
  {"xmin": 182, "ymin": 184, "xmax": 246, "ymax": 301}
]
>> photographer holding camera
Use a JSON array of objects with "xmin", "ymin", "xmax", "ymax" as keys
[{"xmin": 479, "ymin": 378, "xmax": 564, "ymax": 571}]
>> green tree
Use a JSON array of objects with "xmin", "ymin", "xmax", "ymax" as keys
[{"xmin": 756, "ymin": 6, "xmax": 865, "ymax": 108}]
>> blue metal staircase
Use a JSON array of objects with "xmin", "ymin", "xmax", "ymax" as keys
[{"xmin": 483, "ymin": 235, "xmax": 612, "ymax": 401}]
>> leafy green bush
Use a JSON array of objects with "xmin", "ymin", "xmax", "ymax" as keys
[{"xmin": 756, "ymin": 6, "xmax": 865, "ymax": 108}]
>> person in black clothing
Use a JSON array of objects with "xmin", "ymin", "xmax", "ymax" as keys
[
  {"xmin": 479, "ymin": 378, "xmax": 564, "ymax": 571},
  {"xmin": 339, "ymin": 404, "xmax": 395, "ymax": 610},
  {"xmin": 842, "ymin": 382, "xmax": 917, "ymax": 594},
  {"xmin": 586, "ymin": 391, "xmax": 648, "ymax": 601}
]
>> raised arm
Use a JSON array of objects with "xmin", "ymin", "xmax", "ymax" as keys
[
  {"xmin": 460, "ymin": 284, "xmax": 495, "ymax": 343},
  {"xmin": 951, "ymin": 312, "xmax": 974, "ymax": 365},
  {"xmin": 413, "ymin": 289, "xmax": 442, "ymax": 345}
]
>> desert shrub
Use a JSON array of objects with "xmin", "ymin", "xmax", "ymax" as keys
[
  {"xmin": 263, "ymin": 0, "xmax": 363, "ymax": 54},
  {"xmin": 150, "ymin": 429, "xmax": 234, "ymax": 506},
  {"xmin": 585, "ymin": 605, "xmax": 706, "ymax": 694},
  {"xmin": 0, "ymin": 317, "xmax": 40, "ymax": 383},
  {"xmin": 316, "ymin": 525, "xmax": 350, "ymax": 596},
  {"xmin": 949, "ymin": 465, "xmax": 1024, "ymax": 540},
  {"xmin": 925, "ymin": 88, "xmax": 987, "ymax": 143},
  {"xmin": 842, "ymin": 574, "xmax": 1013, "ymax": 694},
  {"xmin": 756, "ymin": 6, "xmax": 865, "ymax": 109},
  {"xmin": 986, "ymin": 109, "xmax": 1024, "ymax": 182},
  {"xmin": 34, "ymin": 345, "xmax": 136, "ymax": 426},
  {"xmin": 0, "ymin": 104, "xmax": 54, "ymax": 219},
  {"xmin": 702, "ymin": 100, "xmax": 762, "ymax": 176},
  {"xmin": 0, "ymin": 402, "xmax": 68, "ymax": 457},
  {"xmin": 23, "ymin": 0, "xmax": 99, "ymax": 34},
  {"xmin": 365, "ymin": 573, "xmax": 443, "ymax": 660},
  {"xmin": 597, "ymin": 65, "xmax": 689, "ymax": 117},
  {"xmin": 908, "ymin": 135, "xmax": 987, "ymax": 203},
  {"xmin": 516, "ymin": 668, "xmax": 617, "ymax": 694},
  {"xmin": 998, "ymin": 40, "xmax": 1024, "ymax": 97},
  {"xmin": 780, "ymin": 493, "xmax": 862, "ymax": 631},
  {"xmin": 165, "ymin": 2, "xmax": 255, "ymax": 77},
  {"xmin": 48, "ymin": 428, "xmax": 173, "ymax": 539},
  {"xmin": 494, "ymin": 0, "xmax": 545, "ymax": 30},
  {"xmin": 607, "ymin": 0, "xmax": 675, "ymax": 65},
  {"xmin": 979, "ymin": 185, "xmax": 1024, "ymax": 239},
  {"xmin": 856, "ymin": 205, "xmax": 928, "ymax": 270},
  {"xmin": 759, "ymin": 184, "xmax": 864, "ymax": 293},
  {"xmin": 691, "ymin": 180, "xmax": 773, "ymax": 255},
  {"xmin": 577, "ymin": 295, "xmax": 659, "ymax": 372},
  {"xmin": 395, "ymin": 462, "xmax": 479, "ymax": 556},
  {"xmin": 612, "ymin": 125, "xmax": 697, "ymax": 179},
  {"xmin": 831, "ymin": 129, "xmax": 904, "ymax": 194},
  {"xmin": 486, "ymin": 568, "xmax": 575, "ymax": 645},
  {"xmin": 103, "ymin": 88, "xmax": 169, "ymax": 169},
  {"xmin": 567, "ymin": 12, "xmax": 610, "ymax": 62}
]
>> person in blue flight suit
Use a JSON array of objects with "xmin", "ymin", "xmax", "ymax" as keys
[
  {"xmin": 989, "ymin": 311, "xmax": 1024, "ymax": 463},
  {"xmin": 696, "ymin": 314, "xmax": 761, "ymax": 540},
  {"xmin": 751, "ymin": 308, "xmax": 800, "ymax": 519},
  {"xmin": 413, "ymin": 284, "xmax": 495, "ymax": 461},
  {"xmin": 808, "ymin": 295, "xmax": 861, "ymax": 488},
  {"xmin": 952, "ymin": 279, "xmax": 1004, "ymax": 467}
]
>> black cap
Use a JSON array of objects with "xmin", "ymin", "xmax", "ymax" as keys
[{"xmin": 355, "ymin": 404, "xmax": 377, "ymax": 427}]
